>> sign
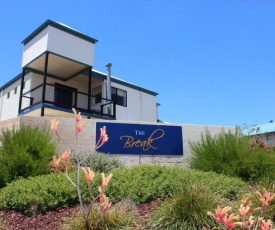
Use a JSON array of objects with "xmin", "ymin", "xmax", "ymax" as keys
[{"xmin": 96, "ymin": 122, "xmax": 183, "ymax": 155}]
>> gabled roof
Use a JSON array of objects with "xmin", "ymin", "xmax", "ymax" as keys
[
  {"xmin": 245, "ymin": 122, "xmax": 275, "ymax": 135},
  {"xmin": 21, "ymin": 19, "xmax": 98, "ymax": 45}
]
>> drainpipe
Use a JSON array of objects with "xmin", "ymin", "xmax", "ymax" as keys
[
  {"xmin": 0, "ymin": 89, "xmax": 3, "ymax": 121},
  {"xmin": 105, "ymin": 63, "xmax": 112, "ymax": 114}
]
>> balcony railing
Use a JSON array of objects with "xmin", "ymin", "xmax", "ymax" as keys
[{"xmin": 19, "ymin": 83, "xmax": 116, "ymax": 119}]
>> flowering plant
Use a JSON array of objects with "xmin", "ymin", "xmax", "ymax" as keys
[
  {"xmin": 205, "ymin": 188, "xmax": 275, "ymax": 230},
  {"xmin": 51, "ymin": 108, "xmax": 112, "ymax": 230}
]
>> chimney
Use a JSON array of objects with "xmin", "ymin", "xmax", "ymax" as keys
[{"xmin": 105, "ymin": 63, "xmax": 112, "ymax": 114}]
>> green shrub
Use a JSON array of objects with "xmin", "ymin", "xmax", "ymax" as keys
[
  {"xmin": 0, "ymin": 124, "xmax": 57, "ymax": 187},
  {"xmin": 106, "ymin": 164, "xmax": 248, "ymax": 203},
  {"xmin": 0, "ymin": 172, "xmax": 101, "ymax": 215},
  {"xmin": 73, "ymin": 152, "xmax": 125, "ymax": 173},
  {"xmin": 147, "ymin": 185, "xmax": 218, "ymax": 230},
  {"xmin": 0, "ymin": 165, "xmax": 247, "ymax": 214},
  {"xmin": 61, "ymin": 199, "xmax": 137, "ymax": 230},
  {"xmin": 190, "ymin": 129, "xmax": 275, "ymax": 182}
]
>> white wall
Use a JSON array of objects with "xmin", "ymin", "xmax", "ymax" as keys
[
  {"xmin": 111, "ymin": 81, "xmax": 157, "ymax": 122},
  {"xmin": 22, "ymin": 26, "xmax": 95, "ymax": 67}
]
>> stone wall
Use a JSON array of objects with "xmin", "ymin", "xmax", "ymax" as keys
[{"xmin": 0, "ymin": 116, "xmax": 235, "ymax": 166}]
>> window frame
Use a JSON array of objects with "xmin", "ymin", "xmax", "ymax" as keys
[{"xmin": 112, "ymin": 87, "xmax": 127, "ymax": 107}]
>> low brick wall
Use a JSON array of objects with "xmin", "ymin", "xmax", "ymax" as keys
[{"xmin": 0, "ymin": 116, "xmax": 235, "ymax": 166}]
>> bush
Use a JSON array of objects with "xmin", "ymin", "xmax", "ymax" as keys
[
  {"xmin": 73, "ymin": 152, "xmax": 125, "ymax": 173},
  {"xmin": 0, "ymin": 124, "xmax": 57, "ymax": 187},
  {"xmin": 147, "ymin": 185, "xmax": 218, "ymax": 230},
  {"xmin": 190, "ymin": 129, "xmax": 275, "ymax": 182},
  {"xmin": 0, "ymin": 172, "xmax": 98, "ymax": 215},
  {"xmin": 61, "ymin": 199, "xmax": 137, "ymax": 230},
  {"xmin": 106, "ymin": 164, "xmax": 248, "ymax": 203},
  {"xmin": 0, "ymin": 165, "xmax": 247, "ymax": 214}
]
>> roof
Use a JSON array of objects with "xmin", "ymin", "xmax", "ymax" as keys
[
  {"xmin": 21, "ymin": 19, "xmax": 98, "ymax": 45},
  {"xmin": 244, "ymin": 122, "xmax": 275, "ymax": 136}
]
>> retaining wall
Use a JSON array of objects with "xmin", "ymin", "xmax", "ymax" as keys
[{"xmin": 0, "ymin": 116, "xmax": 235, "ymax": 166}]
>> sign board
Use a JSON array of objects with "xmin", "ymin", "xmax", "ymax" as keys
[{"xmin": 96, "ymin": 122, "xmax": 183, "ymax": 155}]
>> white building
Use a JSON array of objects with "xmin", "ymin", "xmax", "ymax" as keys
[{"xmin": 0, "ymin": 20, "xmax": 158, "ymax": 122}]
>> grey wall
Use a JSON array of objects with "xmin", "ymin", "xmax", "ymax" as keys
[{"xmin": 0, "ymin": 116, "xmax": 235, "ymax": 166}]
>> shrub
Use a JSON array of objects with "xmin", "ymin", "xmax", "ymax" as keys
[
  {"xmin": 0, "ymin": 165, "xmax": 247, "ymax": 214},
  {"xmin": 0, "ymin": 124, "xmax": 57, "ymax": 187},
  {"xmin": 72, "ymin": 152, "xmax": 125, "ymax": 173},
  {"xmin": 190, "ymin": 129, "xmax": 275, "ymax": 182},
  {"xmin": 106, "ymin": 164, "xmax": 248, "ymax": 203},
  {"xmin": 147, "ymin": 185, "xmax": 218, "ymax": 230},
  {"xmin": 0, "ymin": 172, "xmax": 98, "ymax": 215},
  {"xmin": 61, "ymin": 199, "xmax": 137, "ymax": 230}
]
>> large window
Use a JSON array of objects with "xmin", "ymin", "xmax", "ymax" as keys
[
  {"xmin": 92, "ymin": 86, "xmax": 127, "ymax": 107},
  {"xmin": 54, "ymin": 83, "xmax": 76, "ymax": 108},
  {"xmin": 112, "ymin": 87, "xmax": 127, "ymax": 107}
]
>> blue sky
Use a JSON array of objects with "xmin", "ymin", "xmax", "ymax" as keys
[{"xmin": 0, "ymin": 1, "xmax": 274, "ymax": 127}]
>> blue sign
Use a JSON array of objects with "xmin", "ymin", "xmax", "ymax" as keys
[{"xmin": 96, "ymin": 122, "xmax": 183, "ymax": 155}]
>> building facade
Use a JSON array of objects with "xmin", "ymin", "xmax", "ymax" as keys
[{"xmin": 0, "ymin": 20, "xmax": 158, "ymax": 122}]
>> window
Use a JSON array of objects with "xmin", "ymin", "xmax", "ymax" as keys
[
  {"xmin": 92, "ymin": 86, "xmax": 102, "ymax": 104},
  {"xmin": 14, "ymin": 87, "xmax": 17, "ymax": 94},
  {"xmin": 7, "ymin": 91, "xmax": 10, "ymax": 99},
  {"xmin": 54, "ymin": 83, "xmax": 76, "ymax": 108},
  {"xmin": 23, "ymin": 81, "xmax": 26, "ymax": 90},
  {"xmin": 112, "ymin": 87, "xmax": 127, "ymax": 107},
  {"xmin": 267, "ymin": 135, "xmax": 272, "ymax": 141}
]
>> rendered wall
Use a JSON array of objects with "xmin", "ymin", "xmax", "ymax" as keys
[{"xmin": 0, "ymin": 116, "xmax": 235, "ymax": 166}]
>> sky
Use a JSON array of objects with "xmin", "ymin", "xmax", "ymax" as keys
[{"xmin": 0, "ymin": 0, "xmax": 274, "ymax": 127}]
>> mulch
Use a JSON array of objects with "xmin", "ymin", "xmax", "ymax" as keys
[{"xmin": 0, "ymin": 201, "xmax": 158, "ymax": 230}]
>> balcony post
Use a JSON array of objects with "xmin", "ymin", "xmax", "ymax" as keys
[
  {"xmin": 41, "ymin": 52, "xmax": 49, "ymax": 116},
  {"xmin": 88, "ymin": 67, "xmax": 92, "ymax": 114},
  {"xmin": 18, "ymin": 68, "xmax": 26, "ymax": 115}
]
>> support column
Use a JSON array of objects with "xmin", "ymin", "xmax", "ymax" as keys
[
  {"xmin": 18, "ymin": 68, "xmax": 26, "ymax": 115},
  {"xmin": 41, "ymin": 52, "xmax": 49, "ymax": 116},
  {"xmin": 87, "ymin": 67, "xmax": 92, "ymax": 114}
]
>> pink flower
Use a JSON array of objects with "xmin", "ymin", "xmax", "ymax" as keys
[
  {"xmin": 208, "ymin": 206, "xmax": 232, "ymax": 223},
  {"xmin": 256, "ymin": 189, "xmax": 275, "ymax": 214},
  {"xmin": 53, "ymin": 155, "xmax": 61, "ymax": 171},
  {"xmin": 77, "ymin": 121, "xmax": 87, "ymax": 135},
  {"xmin": 51, "ymin": 119, "xmax": 59, "ymax": 133},
  {"xmin": 81, "ymin": 167, "xmax": 95, "ymax": 184},
  {"xmin": 72, "ymin": 108, "xmax": 81, "ymax": 122},
  {"xmin": 259, "ymin": 219, "xmax": 273, "ymax": 230},
  {"xmin": 101, "ymin": 173, "xmax": 113, "ymax": 191},
  {"xmin": 61, "ymin": 150, "xmax": 71, "ymax": 166},
  {"xmin": 223, "ymin": 213, "xmax": 243, "ymax": 229}
]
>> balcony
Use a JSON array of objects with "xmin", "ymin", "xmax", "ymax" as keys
[{"xmin": 19, "ymin": 83, "xmax": 116, "ymax": 119}]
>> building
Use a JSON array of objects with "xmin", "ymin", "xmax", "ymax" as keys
[
  {"xmin": 0, "ymin": 20, "xmax": 158, "ymax": 122},
  {"xmin": 244, "ymin": 121, "xmax": 275, "ymax": 146}
]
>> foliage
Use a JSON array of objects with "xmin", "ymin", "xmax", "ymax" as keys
[
  {"xmin": 0, "ymin": 165, "xmax": 247, "ymax": 215},
  {"xmin": 61, "ymin": 199, "xmax": 137, "ymax": 230},
  {"xmin": 72, "ymin": 152, "xmax": 125, "ymax": 173},
  {"xmin": 190, "ymin": 129, "xmax": 275, "ymax": 182},
  {"xmin": 147, "ymin": 185, "xmax": 218, "ymax": 230},
  {"xmin": 106, "ymin": 164, "xmax": 248, "ymax": 204},
  {"xmin": 0, "ymin": 124, "xmax": 57, "ymax": 188},
  {"xmin": 0, "ymin": 172, "xmax": 97, "ymax": 215}
]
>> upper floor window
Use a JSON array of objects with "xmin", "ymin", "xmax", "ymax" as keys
[
  {"xmin": 7, "ymin": 91, "xmax": 10, "ymax": 99},
  {"xmin": 92, "ymin": 86, "xmax": 102, "ymax": 104},
  {"xmin": 112, "ymin": 87, "xmax": 127, "ymax": 107},
  {"xmin": 14, "ymin": 87, "xmax": 17, "ymax": 94}
]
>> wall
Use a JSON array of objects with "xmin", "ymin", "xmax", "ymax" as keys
[{"xmin": 0, "ymin": 116, "xmax": 235, "ymax": 166}]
